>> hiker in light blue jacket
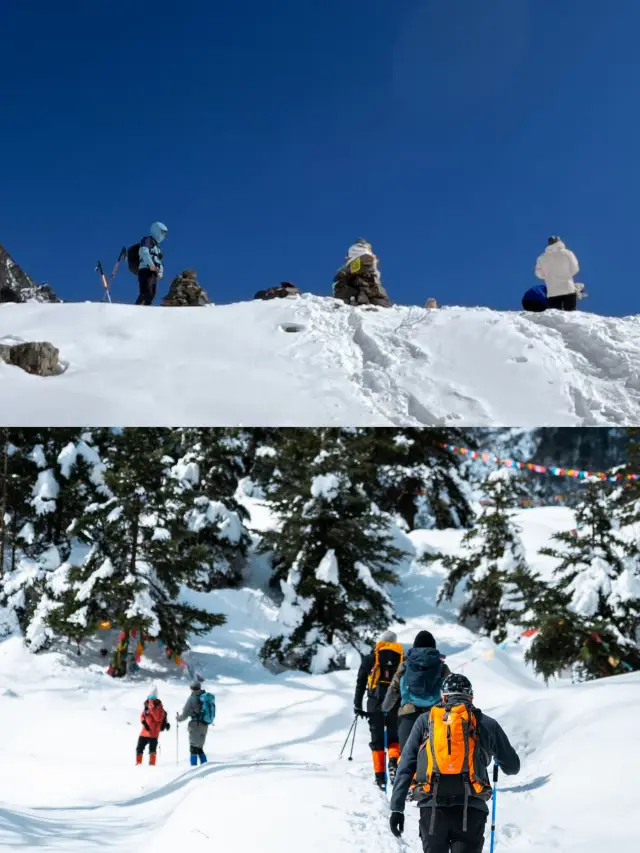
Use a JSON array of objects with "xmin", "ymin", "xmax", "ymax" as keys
[
  {"xmin": 382, "ymin": 631, "xmax": 450, "ymax": 751},
  {"xmin": 136, "ymin": 221, "xmax": 167, "ymax": 305}
]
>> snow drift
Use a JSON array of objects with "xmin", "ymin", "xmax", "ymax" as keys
[
  {"xmin": 2, "ymin": 297, "xmax": 640, "ymax": 426},
  {"xmin": 0, "ymin": 505, "xmax": 634, "ymax": 852}
]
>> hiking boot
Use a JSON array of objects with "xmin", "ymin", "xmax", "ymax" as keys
[
  {"xmin": 135, "ymin": 754, "xmax": 143, "ymax": 766},
  {"xmin": 388, "ymin": 758, "xmax": 398, "ymax": 785},
  {"xmin": 149, "ymin": 753, "xmax": 157, "ymax": 766},
  {"xmin": 375, "ymin": 772, "xmax": 387, "ymax": 790}
]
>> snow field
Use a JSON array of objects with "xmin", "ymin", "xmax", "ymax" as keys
[
  {"xmin": 0, "ymin": 507, "xmax": 635, "ymax": 851},
  {"xmin": 3, "ymin": 297, "xmax": 640, "ymax": 425}
]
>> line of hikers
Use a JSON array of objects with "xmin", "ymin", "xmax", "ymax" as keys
[
  {"xmin": 354, "ymin": 630, "xmax": 520, "ymax": 853},
  {"xmin": 135, "ymin": 680, "xmax": 215, "ymax": 767}
]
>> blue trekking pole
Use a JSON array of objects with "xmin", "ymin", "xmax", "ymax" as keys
[
  {"xmin": 383, "ymin": 713, "xmax": 388, "ymax": 792},
  {"xmin": 489, "ymin": 763, "xmax": 499, "ymax": 852}
]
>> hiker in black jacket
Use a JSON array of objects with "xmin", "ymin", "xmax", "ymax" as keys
[
  {"xmin": 389, "ymin": 674, "xmax": 520, "ymax": 853},
  {"xmin": 382, "ymin": 630, "xmax": 450, "ymax": 752},
  {"xmin": 354, "ymin": 630, "xmax": 403, "ymax": 788}
]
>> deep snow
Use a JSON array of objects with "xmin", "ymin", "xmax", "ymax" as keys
[
  {"xmin": 3, "ymin": 297, "xmax": 640, "ymax": 425},
  {"xmin": 0, "ymin": 503, "xmax": 633, "ymax": 851}
]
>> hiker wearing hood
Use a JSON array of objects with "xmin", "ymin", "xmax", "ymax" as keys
[
  {"xmin": 136, "ymin": 221, "xmax": 168, "ymax": 306},
  {"xmin": 136, "ymin": 685, "xmax": 169, "ymax": 766},
  {"xmin": 176, "ymin": 681, "xmax": 209, "ymax": 767},
  {"xmin": 534, "ymin": 236, "xmax": 579, "ymax": 311},
  {"xmin": 333, "ymin": 239, "xmax": 393, "ymax": 308},
  {"xmin": 382, "ymin": 631, "xmax": 450, "ymax": 751},
  {"xmin": 354, "ymin": 630, "xmax": 403, "ymax": 788}
]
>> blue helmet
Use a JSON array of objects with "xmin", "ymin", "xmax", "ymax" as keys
[{"xmin": 150, "ymin": 222, "xmax": 168, "ymax": 243}]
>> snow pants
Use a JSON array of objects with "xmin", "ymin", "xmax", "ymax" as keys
[
  {"xmin": 136, "ymin": 269, "xmax": 158, "ymax": 305},
  {"xmin": 547, "ymin": 293, "xmax": 577, "ymax": 311},
  {"xmin": 398, "ymin": 710, "xmax": 421, "ymax": 753},
  {"xmin": 188, "ymin": 720, "xmax": 209, "ymax": 755},
  {"xmin": 136, "ymin": 735, "xmax": 158, "ymax": 755},
  {"xmin": 366, "ymin": 708, "xmax": 400, "ymax": 773},
  {"xmin": 418, "ymin": 806, "xmax": 487, "ymax": 853}
]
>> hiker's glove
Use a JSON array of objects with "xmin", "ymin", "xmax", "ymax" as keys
[
  {"xmin": 164, "ymin": 722, "xmax": 171, "ymax": 731},
  {"xmin": 354, "ymin": 706, "xmax": 368, "ymax": 719},
  {"xmin": 390, "ymin": 812, "xmax": 404, "ymax": 838}
]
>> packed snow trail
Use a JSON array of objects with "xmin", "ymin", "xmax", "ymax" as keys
[
  {"xmin": 0, "ymin": 508, "xmax": 636, "ymax": 851},
  {"xmin": 3, "ymin": 297, "xmax": 640, "ymax": 425}
]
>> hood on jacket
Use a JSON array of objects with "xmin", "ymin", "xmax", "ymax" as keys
[
  {"xmin": 544, "ymin": 239, "xmax": 566, "ymax": 253},
  {"xmin": 150, "ymin": 222, "xmax": 168, "ymax": 243}
]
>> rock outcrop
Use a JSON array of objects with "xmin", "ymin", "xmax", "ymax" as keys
[
  {"xmin": 254, "ymin": 282, "xmax": 301, "ymax": 300},
  {"xmin": 161, "ymin": 269, "xmax": 210, "ymax": 306},
  {"xmin": 0, "ymin": 243, "xmax": 60, "ymax": 303},
  {"xmin": 0, "ymin": 341, "xmax": 60, "ymax": 376}
]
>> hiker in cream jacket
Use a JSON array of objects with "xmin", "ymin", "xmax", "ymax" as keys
[{"xmin": 534, "ymin": 236, "xmax": 580, "ymax": 311}]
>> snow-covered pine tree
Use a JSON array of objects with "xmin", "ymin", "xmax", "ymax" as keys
[
  {"xmin": 261, "ymin": 429, "xmax": 406, "ymax": 673},
  {"xmin": 172, "ymin": 428, "xmax": 251, "ymax": 590},
  {"xmin": 0, "ymin": 428, "xmax": 107, "ymax": 649},
  {"xmin": 349, "ymin": 428, "xmax": 475, "ymax": 531},
  {"xmin": 527, "ymin": 481, "xmax": 640, "ymax": 681},
  {"xmin": 48, "ymin": 429, "xmax": 225, "ymax": 673},
  {"xmin": 439, "ymin": 469, "xmax": 536, "ymax": 641}
]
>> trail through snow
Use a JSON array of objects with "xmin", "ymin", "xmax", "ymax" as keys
[
  {"xmin": 0, "ymin": 507, "xmax": 634, "ymax": 852},
  {"xmin": 3, "ymin": 297, "xmax": 640, "ymax": 425}
]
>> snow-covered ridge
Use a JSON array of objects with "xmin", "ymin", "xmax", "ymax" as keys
[{"xmin": 2, "ymin": 297, "xmax": 640, "ymax": 426}]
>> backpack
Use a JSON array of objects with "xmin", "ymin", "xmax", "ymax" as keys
[
  {"xmin": 413, "ymin": 700, "xmax": 492, "ymax": 831},
  {"xmin": 367, "ymin": 641, "xmax": 404, "ymax": 701},
  {"xmin": 197, "ymin": 692, "xmax": 216, "ymax": 725},
  {"xmin": 400, "ymin": 647, "xmax": 445, "ymax": 709},
  {"xmin": 127, "ymin": 243, "xmax": 142, "ymax": 275}
]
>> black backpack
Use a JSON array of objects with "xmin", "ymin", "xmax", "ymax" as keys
[{"xmin": 127, "ymin": 243, "xmax": 142, "ymax": 276}]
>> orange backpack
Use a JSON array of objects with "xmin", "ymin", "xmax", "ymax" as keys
[
  {"xmin": 367, "ymin": 641, "xmax": 404, "ymax": 699},
  {"xmin": 414, "ymin": 700, "xmax": 492, "ymax": 833}
]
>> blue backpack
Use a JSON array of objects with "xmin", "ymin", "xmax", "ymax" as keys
[
  {"xmin": 400, "ymin": 647, "xmax": 445, "ymax": 708},
  {"xmin": 198, "ymin": 692, "xmax": 216, "ymax": 725}
]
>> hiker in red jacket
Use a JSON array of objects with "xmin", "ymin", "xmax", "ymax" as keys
[{"xmin": 136, "ymin": 684, "xmax": 169, "ymax": 766}]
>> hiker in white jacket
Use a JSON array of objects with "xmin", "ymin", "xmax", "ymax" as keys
[{"xmin": 535, "ymin": 236, "xmax": 580, "ymax": 311}]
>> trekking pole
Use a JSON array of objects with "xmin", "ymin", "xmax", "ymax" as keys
[
  {"xmin": 339, "ymin": 716, "xmax": 357, "ymax": 759},
  {"xmin": 176, "ymin": 720, "xmax": 179, "ymax": 767},
  {"xmin": 348, "ymin": 714, "xmax": 358, "ymax": 761},
  {"xmin": 383, "ymin": 713, "xmax": 388, "ymax": 793},
  {"xmin": 110, "ymin": 246, "xmax": 127, "ymax": 281},
  {"xmin": 489, "ymin": 763, "xmax": 499, "ymax": 852},
  {"xmin": 95, "ymin": 261, "xmax": 112, "ymax": 304}
]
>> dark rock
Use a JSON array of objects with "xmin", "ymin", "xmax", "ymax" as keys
[
  {"xmin": 0, "ymin": 341, "xmax": 60, "ymax": 376},
  {"xmin": 255, "ymin": 282, "xmax": 301, "ymax": 300},
  {"xmin": 0, "ymin": 243, "xmax": 60, "ymax": 303},
  {"xmin": 162, "ymin": 269, "xmax": 210, "ymax": 306}
]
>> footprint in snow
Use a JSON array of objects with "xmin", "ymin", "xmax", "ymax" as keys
[{"xmin": 279, "ymin": 323, "xmax": 305, "ymax": 334}]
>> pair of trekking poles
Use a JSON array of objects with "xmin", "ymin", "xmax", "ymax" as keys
[
  {"xmin": 96, "ymin": 247, "xmax": 127, "ymax": 304},
  {"xmin": 339, "ymin": 714, "xmax": 500, "ymax": 851}
]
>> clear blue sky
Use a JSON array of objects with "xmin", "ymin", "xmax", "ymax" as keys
[{"xmin": 1, "ymin": 0, "xmax": 638, "ymax": 314}]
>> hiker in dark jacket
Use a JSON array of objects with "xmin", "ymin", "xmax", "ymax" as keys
[
  {"xmin": 389, "ymin": 674, "xmax": 520, "ymax": 853},
  {"xmin": 136, "ymin": 221, "xmax": 167, "ymax": 306},
  {"xmin": 176, "ymin": 681, "xmax": 209, "ymax": 767},
  {"xmin": 354, "ymin": 630, "xmax": 403, "ymax": 788},
  {"xmin": 382, "ymin": 631, "xmax": 450, "ymax": 752}
]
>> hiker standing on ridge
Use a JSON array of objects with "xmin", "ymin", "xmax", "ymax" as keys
[
  {"xmin": 389, "ymin": 674, "xmax": 520, "ymax": 853},
  {"xmin": 534, "ymin": 236, "xmax": 580, "ymax": 311},
  {"xmin": 129, "ymin": 221, "xmax": 168, "ymax": 306},
  {"xmin": 136, "ymin": 684, "xmax": 169, "ymax": 766},
  {"xmin": 382, "ymin": 631, "xmax": 450, "ymax": 752},
  {"xmin": 333, "ymin": 239, "xmax": 393, "ymax": 308},
  {"xmin": 176, "ymin": 681, "xmax": 215, "ymax": 767},
  {"xmin": 354, "ymin": 630, "xmax": 403, "ymax": 789}
]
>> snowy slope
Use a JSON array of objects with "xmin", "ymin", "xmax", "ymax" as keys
[
  {"xmin": 0, "ymin": 507, "xmax": 634, "ymax": 852},
  {"xmin": 3, "ymin": 297, "xmax": 640, "ymax": 426}
]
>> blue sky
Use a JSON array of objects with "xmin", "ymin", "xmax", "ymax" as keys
[{"xmin": 1, "ymin": 0, "xmax": 639, "ymax": 315}]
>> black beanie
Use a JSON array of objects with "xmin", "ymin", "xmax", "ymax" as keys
[{"xmin": 413, "ymin": 631, "xmax": 436, "ymax": 649}]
